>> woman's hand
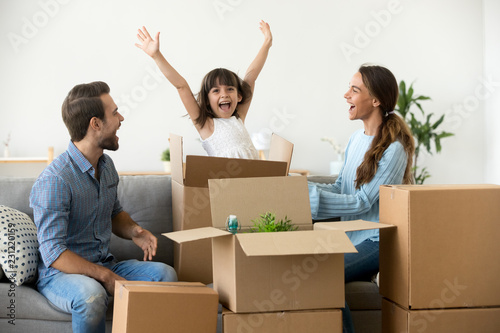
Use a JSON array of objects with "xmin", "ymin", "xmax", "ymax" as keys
[{"xmin": 135, "ymin": 26, "xmax": 161, "ymax": 58}]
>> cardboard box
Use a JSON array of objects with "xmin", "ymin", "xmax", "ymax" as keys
[
  {"xmin": 170, "ymin": 133, "xmax": 293, "ymax": 284},
  {"xmin": 165, "ymin": 176, "xmax": 391, "ymax": 313},
  {"xmin": 382, "ymin": 298, "xmax": 500, "ymax": 333},
  {"xmin": 314, "ymin": 220, "xmax": 396, "ymax": 233},
  {"xmin": 112, "ymin": 281, "xmax": 218, "ymax": 333},
  {"xmin": 221, "ymin": 307, "xmax": 342, "ymax": 333},
  {"xmin": 379, "ymin": 184, "xmax": 500, "ymax": 310}
]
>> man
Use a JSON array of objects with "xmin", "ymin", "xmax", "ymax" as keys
[{"xmin": 30, "ymin": 81, "xmax": 177, "ymax": 333}]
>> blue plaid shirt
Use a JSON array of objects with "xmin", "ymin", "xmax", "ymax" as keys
[{"xmin": 30, "ymin": 141, "xmax": 123, "ymax": 280}]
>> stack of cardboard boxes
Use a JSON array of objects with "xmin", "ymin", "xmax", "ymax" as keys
[
  {"xmin": 167, "ymin": 174, "xmax": 394, "ymax": 332},
  {"xmin": 165, "ymin": 133, "xmax": 406, "ymax": 332},
  {"xmin": 378, "ymin": 184, "xmax": 500, "ymax": 332},
  {"xmin": 167, "ymin": 176, "xmax": 349, "ymax": 332}
]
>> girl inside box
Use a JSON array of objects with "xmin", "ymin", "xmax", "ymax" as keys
[{"xmin": 135, "ymin": 21, "xmax": 273, "ymax": 160}]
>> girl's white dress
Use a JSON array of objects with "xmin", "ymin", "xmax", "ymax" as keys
[{"xmin": 201, "ymin": 116, "xmax": 259, "ymax": 159}]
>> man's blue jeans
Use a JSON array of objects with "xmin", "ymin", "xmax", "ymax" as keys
[
  {"xmin": 342, "ymin": 239, "xmax": 379, "ymax": 333},
  {"xmin": 37, "ymin": 259, "xmax": 177, "ymax": 333}
]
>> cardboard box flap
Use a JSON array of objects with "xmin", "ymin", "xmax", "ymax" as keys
[
  {"xmin": 381, "ymin": 184, "xmax": 500, "ymax": 191},
  {"xmin": 208, "ymin": 176, "xmax": 312, "ymax": 229},
  {"xmin": 169, "ymin": 133, "xmax": 184, "ymax": 184},
  {"xmin": 184, "ymin": 155, "xmax": 288, "ymax": 188},
  {"xmin": 314, "ymin": 220, "xmax": 396, "ymax": 232},
  {"xmin": 268, "ymin": 133, "xmax": 294, "ymax": 174},
  {"xmin": 163, "ymin": 227, "xmax": 230, "ymax": 244},
  {"xmin": 116, "ymin": 281, "xmax": 209, "ymax": 295},
  {"xmin": 235, "ymin": 229, "xmax": 357, "ymax": 256}
]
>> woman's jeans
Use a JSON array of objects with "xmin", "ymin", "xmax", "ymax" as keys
[
  {"xmin": 37, "ymin": 259, "xmax": 177, "ymax": 333},
  {"xmin": 342, "ymin": 239, "xmax": 379, "ymax": 333}
]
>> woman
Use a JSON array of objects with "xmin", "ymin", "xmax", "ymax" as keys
[{"xmin": 308, "ymin": 64, "xmax": 414, "ymax": 332}]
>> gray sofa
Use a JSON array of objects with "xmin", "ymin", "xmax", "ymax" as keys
[{"xmin": 0, "ymin": 175, "xmax": 381, "ymax": 332}]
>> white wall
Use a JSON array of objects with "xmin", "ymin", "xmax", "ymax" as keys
[
  {"xmin": 0, "ymin": 0, "xmax": 490, "ymax": 183},
  {"xmin": 484, "ymin": 0, "xmax": 500, "ymax": 184}
]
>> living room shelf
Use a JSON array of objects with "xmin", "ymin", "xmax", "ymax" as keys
[{"xmin": 0, "ymin": 147, "xmax": 54, "ymax": 165}]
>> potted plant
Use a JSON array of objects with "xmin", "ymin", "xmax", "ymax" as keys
[
  {"xmin": 396, "ymin": 81, "xmax": 454, "ymax": 184},
  {"xmin": 249, "ymin": 212, "xmax": 297, "ymax": 233},
  {"xmin": 161, "ymin": 148, "xmax": 171, "ymax": 173}
]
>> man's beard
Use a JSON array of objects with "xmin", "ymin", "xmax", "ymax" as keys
[{"xmin": 98, "ymin": 134, "xmax": 119, "ymax": 151}]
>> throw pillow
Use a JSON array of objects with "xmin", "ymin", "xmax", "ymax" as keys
[{"xmin": 0, "ymin": 205, "xmax": 39, "ymax": 286}]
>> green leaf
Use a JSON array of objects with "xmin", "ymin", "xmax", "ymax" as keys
[
  {"xmin": 431, "ymin": 114, "xmax": 445, "ymax": 129},
  {"xmin": 435, "ymin": 137, "xmax": 442, "ymax": 153},
  {"xmin": 407, "ymin": 84, "xmax": 414, "ymax": 101}
]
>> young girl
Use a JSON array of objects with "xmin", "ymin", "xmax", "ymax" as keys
[{"xmin": 135, "ymin": 21, "xmax": 273, "ymax": 159}]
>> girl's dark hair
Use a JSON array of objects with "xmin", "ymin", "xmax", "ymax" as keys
[
  {"xmin": 355, "ymin": 64, "xmax": 415, "ymax": 188},
  {"xmin": 195, "ymin": 68, "xmax": 252, "ymax": 128},
  {"xmin": 61, "ymin": 81, "xmax": 110, "ymax": 142}
]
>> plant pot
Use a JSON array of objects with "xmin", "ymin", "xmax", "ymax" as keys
[{"xmin": 163, "ymin": 161, "xmax": 171, "ymax": 173}]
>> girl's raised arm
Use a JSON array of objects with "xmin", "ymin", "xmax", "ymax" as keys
[
  {"xmin": 238, "ymin": 20, "xmax": 273, "ymax": 120},
  {"xmin": 135, "ymin": 27, "xmax": 201, "ymax": 126}
]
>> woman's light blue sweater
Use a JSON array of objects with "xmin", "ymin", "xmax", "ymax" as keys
[{"xmin": 309, "ymin": 129, "xmax": 408, "ymax": 246}]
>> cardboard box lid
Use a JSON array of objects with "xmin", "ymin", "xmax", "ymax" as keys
[
  {"xmin": 166, "ymin": 227, "xmax": 231, "ymax": 244},
  {"xmin": 235, "ymin": 229, "xmax": 357, "ymax": 256},
  {"xmin": 170, "ymin": 133, "xmax": 184, "ymax": 184},
  {"xmin": 314, "ymin": 220, "xmax": 396, "ymax": 232},
  {"xmin": 164, "ymin": 227, "xmax": 357, "ymax": 255},
  {"xmin": 170, "ymin": 133, "xmax": 293, "ymax": 187},
  {"xmin": 268, "ymin": 134, "xmax": 294, "ymax": 174},
  {"xmin": 115, "ymin": 281, "xmax": 216, "ymax": 296},
  {"xmin": 381, "ymin": 184, "xmax": 500, "ymax": 192},
  {"xmin": 208, "ymin": 176, "xmax": 312, "ymax": 229},
  {"xmin": 184, "ymin": 155, "xmax": 287, "ymax": 188}
]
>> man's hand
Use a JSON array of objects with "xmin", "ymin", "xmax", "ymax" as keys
[
  {"xmin": 101, "ymin": 269, "xmax": 126, "ymax": 295},
  {"xmin": 131, "ymin": 225, "xmax": 158, "ymax": 261}
]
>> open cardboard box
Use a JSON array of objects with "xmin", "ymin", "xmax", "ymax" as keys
[
  {"xmin": 169, "ymin": 133, "xmax": 294, "ymax": 284},
  {"xmin": 164, "ymin": 176, "xmax": 393, "ymax": 313},
  {"xmin": 379, "ymin": 184, "xmax": 500, "ymax": 310},
  {"xmin": 112, "ymin": 281, "xmax": 219, "ymax": 333}
]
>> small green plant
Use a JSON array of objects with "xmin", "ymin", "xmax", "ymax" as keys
[
  {"xmin": 161, "ymin": 148, "xmax": 170, "ymax": 162},
  {"xmin": 250, "ymin": 212, "xmax": 297, "ymax": 233}
]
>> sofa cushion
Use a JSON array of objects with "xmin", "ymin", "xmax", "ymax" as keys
[
  {"xmin": 0, "ymin": 177, "xmax": 36, "ymax": 221},
  {"xmin": 111, "ymin": 175, "xmax": 174, "ymax": 266},
  {"xmin": 0, "ymin": 206, "xmax": 39, "ymax": 286}
]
